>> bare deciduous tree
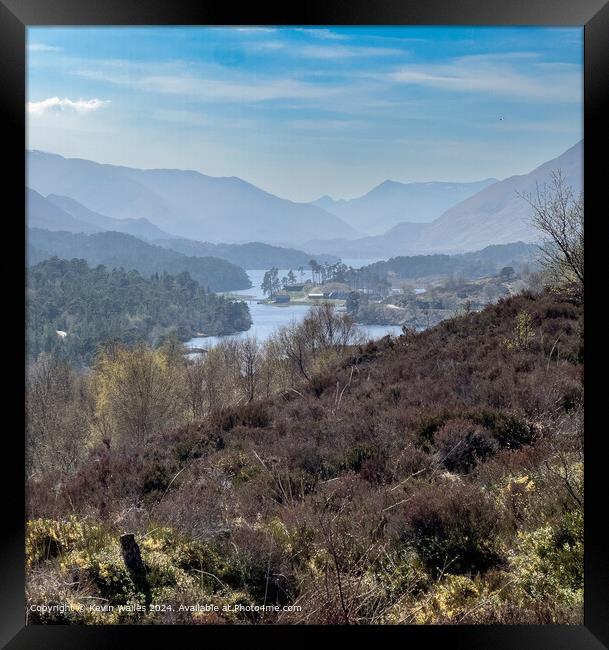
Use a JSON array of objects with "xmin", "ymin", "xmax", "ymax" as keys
[
  {"xmin": 274, "ymin": 305, "xmax": 360, "ymax": 385},
  {"xmin": 26, "ymin": 353, "xmax": 93, "ymax": 477},
  {"xmin": 183, "ymin": 354, "xmax": 209, "ymax": 420},
  {"xmin": 520, "ymin": 170, "xmax": 583, "ymax": 297},
  {"xmin": 276, "ymin": 321, "xmax": 313, "ymax": 382},
  {"xmin": 237, "ymin": 337, "xmax": 261, "ymax": 403}
]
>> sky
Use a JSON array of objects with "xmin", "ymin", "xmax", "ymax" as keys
[{"xmin": 27, "ymin": 26, "xmax": 583, "ymax": 202}]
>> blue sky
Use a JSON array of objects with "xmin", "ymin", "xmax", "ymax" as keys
[{"xmin": 27, "ymin": 26, "xmax": 583, "ymax": 201}]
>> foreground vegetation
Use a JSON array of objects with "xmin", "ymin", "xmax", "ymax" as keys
[
  {"xmin": 26, "ymin": 289, "xmax": 583, "ymax": 624},
  {"xmin": 26, "ymin": 258, "xmax": 251, "ymax": 366},
  {"xmin": 25, "ymin": 175, "xmax": 584, "ymax": 625}
]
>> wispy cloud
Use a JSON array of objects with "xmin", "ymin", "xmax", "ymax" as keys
[
  {"xmin": 293, "ymin": 28, "xmax": 348, "ymax": 40},
  {"xmin": 287, "ymin": 117, "xmax": 363, "ymax": 131},
  {"xmin": 243, "ymin": 38, "xmax": 405, "ymax": 59},
  {"xmin": 27, "ymin": 97, "xmax": 110, "ymax": 115},
  {"xmin": 388, "ymin": 54, "xmax": 581, "ymax": 102},
  {"xmin": 141, "ymin": 74, "xmax": 334, "ymax": 102},
  {"xmin": 244, "ymin": 40, "xmax": 287, "ymax": 53},
  {"xmin": 28, "ymin": 43, "xmax": 61, "ymax": 52},
  {"xmin": 299, "ymin": 44, "xmax": 405, "ymax": 59},
  {"xmin": 234, "ymin": 27, "xmax": 277, "ymax": 33},
  {"xmin": 73, "ymin": 60, "xmax": 340, "ymax": 103},
  {"xmin": 154, "ymin": 108, "xmax": 210, "ymax": 126}
]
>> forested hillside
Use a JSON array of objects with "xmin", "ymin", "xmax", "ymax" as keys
[
  {"xmin": 357, "ymin": 242, "xmax": 539, "ymax": 282},
  {"xmin": 26, "ymin": 290, "xmax": 583, "ymax": 623},
  {"xmin": 26, "ymin": 258, "xmax": 251, "ymax": 365},
  {"xmin": 28, "ymin": 229, "xmax": 251, "ymax": 292},
  {"xmin": 155, "ymin": 237, "xmax": 338, "ymax": 269}
]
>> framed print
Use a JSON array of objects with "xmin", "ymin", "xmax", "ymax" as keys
[{"xmin": 1, "ymin": 0, "xmax": 607, "ymax": 647}]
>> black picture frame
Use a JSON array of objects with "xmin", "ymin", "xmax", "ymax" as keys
[{"xmin": 1, "ymin": 1, "xmax": 606, "ymax": 647}]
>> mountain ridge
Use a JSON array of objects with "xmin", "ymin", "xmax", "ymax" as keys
[
  {"xmin": 46, "ymin": 193, "xmax": 175, "ymax": 240},
  {"xmin": 305, "ymin": 141, "xmax": 582, "ymax": 258},
  {"xmin": 312, "ymin": 177, "xmax": 498, "ymax": 235},
  {"xmin": 415, "ymin": 140, "xmax": 582, "ymax": 253},
  {"xmin": 28, "ymin": 189, "xmax": 340, "ymax": 270},
  {"xmin": 27, "ymin": 150, "xmax": 359, "ymax": 246}
]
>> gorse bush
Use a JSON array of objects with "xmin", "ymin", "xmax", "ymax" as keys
[
  {"xmin": 510, "ymin": 507, "xmax": 583, "ymax": 609},
  {"xmin": 26, "ymin": 520, "xmax": 268, "ymax": 624},
  {"xmin": 503, "ymin": 311, "xmax": 535, "ymax": 350},
  {"xmin": 26, "ymin": 517, "xmax": 106, "ymax": 566}
]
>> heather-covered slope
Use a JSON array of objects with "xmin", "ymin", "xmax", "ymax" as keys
[{"xmin": 27, "ymin": 290, "xmax": 583, "ymax": 624}]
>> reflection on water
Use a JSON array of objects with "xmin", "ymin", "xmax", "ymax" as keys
[{"xmin": 186, "ymin": 266, "xmax": 404, "ymax": 351}]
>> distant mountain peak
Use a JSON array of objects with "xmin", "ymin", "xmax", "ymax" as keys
[
  {"xmin": 376, "ymin": 179, "xmax": 400, "ymax": 188},
  {"xmin": 312, "ymin": 176, "xmax": 499, "ymax": 235}
]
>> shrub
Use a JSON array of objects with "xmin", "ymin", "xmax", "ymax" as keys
[
  {"xmin": 392, "ymin": 445, "xmax": 435, "ymax": 482},
  {"xmin": 503, "ymin": 311, "xmax": 535, "ymax": 351},
  {"xmin": 342, "ymin": 442, "xmax": 375, "ymax": 472},
  {"xmin": 434, "ymin": 418, "xmax": 498, "ymax": 473},
  {"xmin": 84, "ymin": 546, "xmax": 143, "ymax": 606},
  {"xmin": 402, "ymin": 482, "xmax": 505, "ymax": 576},
  {"xmin": 211, "ymin": 402, "xmax": 271, "ymax": 431},
  {"xmin": 409, "ymin": 409, "xmax": 453, "ymax": 447},
  {"xmin": 466, "ymin": 408, "xmax": 535, "ymax": 449}
]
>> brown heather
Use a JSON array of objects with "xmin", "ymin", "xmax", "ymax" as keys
[{"xmin": 26, "ymin": 290, "xmax": 584, "ymax": 625}]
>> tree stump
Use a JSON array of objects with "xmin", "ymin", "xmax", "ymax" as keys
[{"xmin": 120, "ymin": 533, "xmax": 151, "ymax": 607}]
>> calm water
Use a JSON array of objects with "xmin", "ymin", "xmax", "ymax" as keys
[{"xmin": 185, "ymin": 266, "xmax": 403, "ymax": 350}]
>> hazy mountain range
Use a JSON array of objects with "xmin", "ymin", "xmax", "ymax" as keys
[
  {"xmin": 28, "ymin": 188, "xmax": 100, "ymax": 235},
  {"xmin": 28, "ymin": 188, "xmax": 174, "ymax": 240},
  {"xmin": 27, "ymin": 151, "xmax": 357, "ymax": 246},
  {"xmin": 415, "ymin": 140, "xmax": 582, "ymax": 253},
  {"xmin": 27, "ymin": 141, "xmax": 582, "ymax": 261},
  {"xmin": 305, "ymin": 141, "xmax": 582, "ymax": 258},
  {"xmin": 304, "ymin": 222, "xmax": 429, "ymax": 260},
  {"xmin": 46, "ymin": 193, "xmax": 174, "ymax": 240},
  {"xmin": 312, "ymin": 178, "xmax": 497, "ymax": 235},
  {"xmin": 27, "ymin": 190, "xmax": 338, "ymax": 270}
]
